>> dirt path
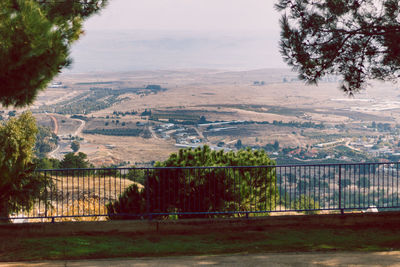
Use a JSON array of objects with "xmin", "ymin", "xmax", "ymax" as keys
[
  {"xmin": 345, "ymin": 139, "xmax": 363, "ymax": 152},
  {"xmin": 148, "ymin": 124, "xmax": 160, "ymax": 140},
  {"xmin": 194, "ymin": 127, "xmax": 205, "ymax": 140},
  {"xmin": 47, "ymin": 113, "xmax": 60, "ymax": 159},
  {"xmin": 48, "ymin": 114, "xmax": 58, "ymax": 135},
  {"xmin": 3, "ymin": 251, "xmax": 400, "ymax": 266},
  {"xmin": 47, "ymin": 144, "xmax": 60, "ymax": 159},
  {"xmin": 72, "ymin": 118, "xmax": 85, "ymax": 136}
]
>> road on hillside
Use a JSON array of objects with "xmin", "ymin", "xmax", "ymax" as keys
[
  {"xmin": 48, "ymin": 116, "xmax": 85, "ymax": 160},
  {"xmin": 345, "ymin": 139, "xmax": 363, "ymax": 152},
  {"xmin": 46, "ymin": 113, "xmax": 61, "ymax": 159},
  {"xmin": 72, "ymin": 118, "xmax": 85, "ymax": 136},
  {"xmin": 47, "ymin": 114, "xmax": 58, "ymax": 135},
  {"xmin": 48, "ymin": 144, "xmax": 60, "ymax": 159},
  {"xmin": 148, "ymin": 125, "xmax": 160, "ymax": 140}
]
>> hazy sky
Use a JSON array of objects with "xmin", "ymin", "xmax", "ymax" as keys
[
  {"xmin": 66, "ymin": 0, "xmax": 285, "ymax": 73},
  {"xmin": 84, "ymin": 0, "xmax": 280, "ymax": 32}
]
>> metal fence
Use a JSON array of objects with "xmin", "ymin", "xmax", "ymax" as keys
[{"xmin": 8, "ymin": 162, "xmax": 400, "ymax": 222}]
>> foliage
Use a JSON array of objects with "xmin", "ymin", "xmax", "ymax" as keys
[
  {"xmin": 96, "ymin": 166, "xmax": 120, "ymax": 176},
  {"xmin": 126, "ymin": 168, "xmax": 147, "ymax": 185},
  {"xmin": 34, "ymin": 126, "xmax": 58, "ymax": 158},
  {"xmin": 370, "ymin": 122, "xmax": 392, "ymax": 132},
  {"xmin": 149, "ymin": 109, "xmax": 200, "ymax": 123},
  {"xmin": 276, "ymin": 0, "xmax": 400, "ymax": 94},
  {"xmin": 358, "ymin": 177, "xmax": 371, "ymax": 189},
  {"xmin": 285, "ymin": 194, "xmax": 320, "ymax": 215},
  {"xmin": 145, "ymin": 85, "xmax": 163, "ymax": 91},
  {"xmin": 107, "ymin": 146, "xmax": 277, "ymax": 220},
  {"xmin": 59, "ymin": 152, "xmax": 92, "ymax": 169},
  {"xmin": 71, "ymin": 140, "xmax": 80, "ymax": 152},
  {"xmin": 70, "ymin": 115, "xmax": 89, "ymax": 121},
  {"xmin": 264, "ymin": 140, "xmax": 280, "ymax": 151},
  {"xmin": 83, "ymin": 128, "xmax": 151, "ymax": 137},
  {"xmin": 37, "ymin": 87, "xmax": 162, "ymax": 115},
  {"xmin": 271, "ymin": 120, "xmax": 324, "ymax": 129},
  {"xmin": 33, "ymin": 157, "xmax": 60, "ymax": 170},
  {"xmin": 0, "ymin": 0, "xmax": 108, "ymax": 107},
  {"xmin": 235, "ymin": 139, "xmax": 243, "ymax": 149},
  {"xmin": 0, "ymin": 112, "xmax": 49, "ymax": 221},
  {"xmin": 107, "ymin": 184, "xmax": 145, "ymax": 220},
  {"xmin": 199, "ymin": 115, "xmax": 207, "ymax": 124}
]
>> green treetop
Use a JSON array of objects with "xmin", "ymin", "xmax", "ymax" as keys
[
  {"xmin": 157, "ymin": 145, "xmax": 275, "ymax": 167},
  {"xmin": 0, "ymin": 112, "xmax": 48, "ymax": 221},
  {"xmin": 0, "ymin": 0, "xmax": 108, "ymax": 107},
  {"xmin": 60, "ymin": 152, "xmax": 92, "ymax": 169},
  {"xmin": 108, "ymin": 146, "xmax": 277, "ymax": 220}
]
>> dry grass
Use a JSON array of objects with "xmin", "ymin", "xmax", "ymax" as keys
[
  {"xmin": 80, "ymin": 134, "xmax": 176, "ymax": 166},
  {"xmin": 11, "ymin": 176, "xmax": 137, "ymax": 222},
  {"xmin": 55, "ymin": 197, "xmax": 108, "ymax": 222}
]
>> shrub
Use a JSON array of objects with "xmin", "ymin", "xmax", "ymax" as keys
[
  {"xmin": 107, "ymin": 146, "xmax": 277, "ymax": 220},
  {"xmin": 107, "ymin": 184, "xmax": 145, "ymax": 220},
  {"xmin": 292, "ymin": 195, "xmax": 320, "ymax": 215}
]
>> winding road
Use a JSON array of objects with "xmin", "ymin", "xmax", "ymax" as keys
[
  {"xmin": 49, "ymin": 115, "xmax": 58, "ymax": 135},
  {"xmin": 47, "ymin": 115, "xmax": 86, "ymax": 160},
  {"xmin": 73, "ymin": 118, "xmax": 85, "ymax": 136}
]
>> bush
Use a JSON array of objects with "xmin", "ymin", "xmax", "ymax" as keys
[
  {"xmin": 107, "ymin": 184, "xmax": 145, "ymax": 220},
  {"xmin": 107, "ymin": 146, "xmax": 277, "ymax": 220},
  {"xmin": 291, "ymin": 195, "xmax": 320, "ymax": 215}
]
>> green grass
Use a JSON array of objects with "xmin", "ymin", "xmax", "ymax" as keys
[{"xmin": 1, "ymin": 226, "xmax": 400, "ymax": 261}]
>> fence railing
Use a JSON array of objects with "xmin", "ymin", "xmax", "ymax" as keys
[{"xmin": 8, "ymin": 162, "xmax": 400, "ymax": 222}]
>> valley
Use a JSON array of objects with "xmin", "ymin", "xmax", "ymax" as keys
[{"xmin": 3, "ymin": 68, "xmax": 400, "ymax": 167}]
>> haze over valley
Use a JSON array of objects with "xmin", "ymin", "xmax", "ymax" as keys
[{"xmin": 2, "ymin": 68, "xmax": 399, "ymax": 167}]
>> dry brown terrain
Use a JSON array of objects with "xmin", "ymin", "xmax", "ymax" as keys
[
  {"xmin": 23, "ymin": 69, "xmax": 400, "ymax": 166},
  {"xmin": 80, "ymin": 134, "xmax": 176, "ymax": 166}
]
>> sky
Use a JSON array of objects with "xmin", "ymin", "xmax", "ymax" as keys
[
  {"xmin": 66, "ymin": 0, "xmax": 286, "ymax": 73},
  {"xmin": 84, "ymin": 0, "xmax": 280, "ymax": 32}
]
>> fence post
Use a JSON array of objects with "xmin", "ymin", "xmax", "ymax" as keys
[
  {"xmin": 146, "ymin": 168, "xmax": 151, "ymax": 220},
  {"xmin": 45, "ymin": 170, "xmax": 48, "ymax": 218},
  {"xmin": 339, "ymin": 165, "xmax": 344, "ymax": 214}
]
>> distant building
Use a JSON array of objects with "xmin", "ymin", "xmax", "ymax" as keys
[
  {"xmin": 175, "ymin": 132, "xmax": 187, "ymax": 137},
  {"xmin": 49, "ymin": 82, "xmax": 63, "ymax": 88},
  {"xmin": 160, "ymin": 123, "xmax": 174, "ymax": 129}
]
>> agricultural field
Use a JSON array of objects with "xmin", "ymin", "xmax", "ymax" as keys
[
  {"xmin": 83, "ymin": 118, "xmax": 151, "ymax": 138},
  {"xmin": 11, "ymin": 68, "xmax": 400, "ymax": 166}
]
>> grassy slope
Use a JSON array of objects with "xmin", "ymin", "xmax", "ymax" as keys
[{"xmin": 1, "ymin": 226, "xmax": 400, "ymax": 261}]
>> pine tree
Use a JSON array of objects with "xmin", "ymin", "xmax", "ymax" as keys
[
  {"xmin": 0, "ymin": 0, "xmax": 108, "ymax": 107},
  {"xmin": 276, "ymin": 0, "xmax": 400, "ymax": 94}
]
